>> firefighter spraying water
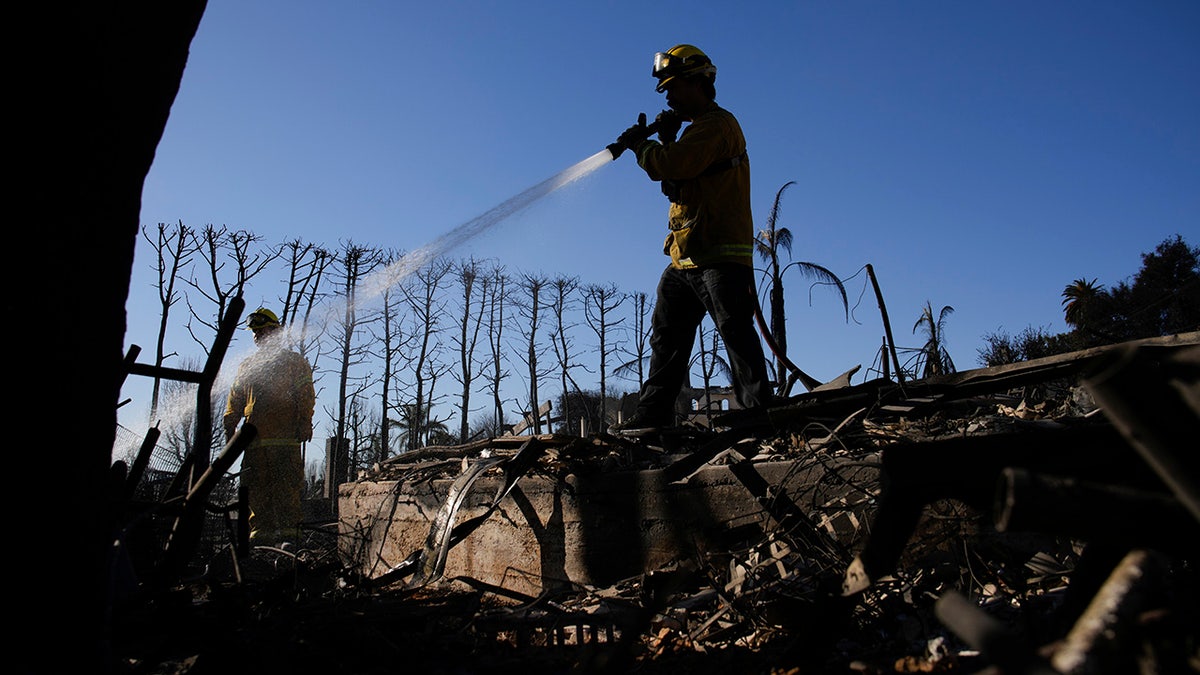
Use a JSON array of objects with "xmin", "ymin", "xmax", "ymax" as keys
[{"xmin": 605, "ymin": 44, "xmax": 775, "ymax": 438}]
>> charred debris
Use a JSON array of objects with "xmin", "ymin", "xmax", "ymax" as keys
[{"xmin": 111, "ymin": 322, "xmax": 1199, "ymax": 674}]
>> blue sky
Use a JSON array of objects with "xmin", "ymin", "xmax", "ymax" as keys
[{"xmin": 121, "ymin": 1, "xmax": 1198, "ymax": 440}]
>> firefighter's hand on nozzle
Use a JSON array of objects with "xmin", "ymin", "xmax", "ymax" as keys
[
  {"xmin": 655, "ymin": 109, "xmax": 683, "ymax": 144},
  {"xmin": 617, "ymin": 112, "xmax": 651, "ymax": 151}
]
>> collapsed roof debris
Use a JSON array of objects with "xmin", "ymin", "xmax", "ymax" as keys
[{"xmin": 112, "ymin": 331, "xmax": 1199, "ymax": 673}]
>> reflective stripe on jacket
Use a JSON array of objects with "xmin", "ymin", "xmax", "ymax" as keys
[{"xmin": 633, "ymin": 102, "xmax": 754, "ymax": 269}]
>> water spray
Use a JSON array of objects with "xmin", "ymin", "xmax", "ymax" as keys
[
  {"xmin": 122, "ymin": 117, "xmax": 659, "ymax": 450},
  {"xmin": 356, "ymin": 113, "xmax": 684, "ymax": 313},
  {"xmin": 356, "ymin": 147, "xmax": 616, "ymax": 304}
]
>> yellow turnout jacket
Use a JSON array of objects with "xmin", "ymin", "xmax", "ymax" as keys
[
  {"xmin": 224, "ymin": 343, "xmax": 315, "ymax": 446},
  {"xmin": 632, "ymin": 101, "xmax": 754, "ymax": 269}
]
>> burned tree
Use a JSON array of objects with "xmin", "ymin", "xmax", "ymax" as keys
[
  {"xmin": 911, "ymin": 301, "xmax": 956, "ymax": 378},
  {"xmin": 583, "ymin": 282, "xmax": 625, "ymax": 430},
  {"xmin": 693, "ymin": 321, "xmax": 730, "ymax": 417},
  {"xmin": 143, "ymin": 220, "xmax": 198, "ymax": 421},
  {"xmin": 397, "ymin": 257, "xmax": 452, "ymax": 450},
  {"xmin": 515, "ymin": 273, "xmax": 553, "ymax": 434},
  {"xmin": 450, "ymin": 257, "xmax": 489, "ymax": 443},
  {"xmin": 615, "ymin": 290, "xmax": 652, "ymax": 391},
  {"xmin": 188, "ymin": 224, "xmax": 281, "ymax": 352},
  {"xmin": 279, "ymin": 237, "xmax": 334, "ymax": 362},
  {"xmin": 754, "ymin": 180, "xmax": 847, "ymax": 393},
  {"xmin": 366, "ymin": 249, "xmax": 413, "ymax": 462},
  {"xmin": 483, "ymin": 265, "xmax": 513, "ymax": 434},
  {"xmin": 328, "ymin": 242, "xmax": 382, "ymax": 492},
  {"xmin": 548, "ymin": 274, "xmax": 586, "ymax": 433}
]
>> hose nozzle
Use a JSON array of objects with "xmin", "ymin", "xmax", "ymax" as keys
[{"xmin": 607, "ymin": 114, "xmax": 665, "ymax": 161}]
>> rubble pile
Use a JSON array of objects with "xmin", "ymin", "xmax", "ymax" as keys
[{"xmin": 110, "ymin": 334, "xmax": 1199, "ymax": 673}]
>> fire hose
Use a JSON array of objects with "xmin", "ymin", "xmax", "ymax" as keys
[{"xmin": 751, "ymin": 286, "xmax": 822, "ymax": 395}]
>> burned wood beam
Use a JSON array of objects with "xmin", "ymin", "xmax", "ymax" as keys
[
  {"xmin": 119, "ymin": 344, "xmax": 142, "ymax": 388},
  {"xmin": 1083, "ymin": 342, "xmax": 1200, "ymax": 524},
  {"xmin": 122, "ymin": 298, "xmax": 247, "ymax": 477},
  {"xmin": 191, "ymin": 297, "xmax": 244, "ymax": 475},
  {"xmin": 712, "ymin": 380, "xmax": 892, "ymax": 432},
  {"xmin": 1050, "ymin": 549, "xmax": 1172, "ymax": 675},
  {"xmin": 381, "ymin": 437, "xmax": 498, "ymax": 465},
  {"xmin": 875, "ymin": 331, "xmax": 1200, "ymax": 417},
  {"xmin": 122, "ymin": 426, "xmax": 161, "ymax": 502},
  {"xmin": 995, "ymin": 468, "xmax": 1198, "ymax": 556},
  {"xmin": 123, "ymin": 362, "xmax": 206, "ymax": 384},
  {"xmin": 382, "ymin": 433, "xmax": 577, "ymax": 467},
  {"xmin": 843, "ymin": 421, "xmax": 1159, "ymax": 595},
  {"xmin": 157, "ymin": 424, "xmax": 257, "ymax": 586}
]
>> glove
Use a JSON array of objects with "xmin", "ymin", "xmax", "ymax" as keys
[
  {"xmin": 617, "ymin": 112, "xmax": 651, "ymax": 151},
  {"xmin": 655, "ymin": 109, "xmax": 683, "ymax": 144}
]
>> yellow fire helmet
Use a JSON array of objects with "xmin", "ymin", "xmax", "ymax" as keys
[
  {"xmin": 652, "ymin": 44, "xmax": 717, "ymax": 93},
  {"xmin": 247, "ymin": 307, "xmax": 281, "ymax": 331}
]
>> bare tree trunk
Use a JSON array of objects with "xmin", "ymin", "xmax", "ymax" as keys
[
  {"xmin": 485, "ymin": 267, "xmax": 511, "ymax": 432},
  {"xmin": 584, "ymin": 282, "xmax": 626, "ymax": 429},
  {"xmin": 330, "ymin": 243, "xmax": 379, "ymax": 497},
  {"xmin": 144, "ymin": 220, "xmax": 197, "ymax": 420},
  {"xmin": 616, "ymin": 291, "xmax": 652, "ymax": 391},
  {"xmin": 452, "ymin": 258, "xmax": 487, "ymax": 442},
  {"xmin": 696, "ymin": 325, "xmax": 727, "ymax": 417},
  {"xmin": 400, "ymin": 257, "xmax": 451, "ymax": 449},
  {"xmin": 518, "ymin": 274, "xmax": 550, "ymax": 434},
  {"xmin": 549, "ymin": 275, "xmax": 582, "ymax": 433},
  {"xmin": 295, "ymin": 245, "xmax": 334, "ymax": 360},
  {"xmin": 769, "ymin": 272, "xmax": 787, "ymax": 388},
  {"xmin": 279, "ymin": 239, "xmax": 331, "ymax": 342},
  {"xmin": 374, "ymin": 250, "xmax": 410, "ymax": 461}
]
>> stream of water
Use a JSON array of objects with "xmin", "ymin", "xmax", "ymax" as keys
[
  {"xmin": 357, "ymin": 147, "xmax": 615, "ymax": 302},
  {"xmin": 118, "ymin": 148, "xmax": 617, "ymax": 461}
]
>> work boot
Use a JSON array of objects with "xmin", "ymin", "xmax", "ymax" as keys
[{"xmin": 608, "ymin": 411, "xmax": 673, "ymax": 438}]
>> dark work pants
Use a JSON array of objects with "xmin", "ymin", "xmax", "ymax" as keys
[{"xmin": 636, "ymin": 263, "xmax": 771, "ymax": 419}]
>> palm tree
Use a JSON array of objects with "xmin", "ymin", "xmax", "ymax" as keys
[
  {"xmin": 754, "ymin": 181, "xmax": 848, "ymax": 391},
  {"xmin": 389, "ymin": 402, "xmax": 450, "ymax": 452},
  {"xmin": 912, "ymin": 301, "xmax": 956, "ymax": 378},
  {"xmin": 1061, "ymin": 277, "xmax": 1104, "ymax": 328}
]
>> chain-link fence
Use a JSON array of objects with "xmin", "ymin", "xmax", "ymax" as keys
[{"xmin": 113, "ymin": 423, "xmax": 241, "ymax": 578}]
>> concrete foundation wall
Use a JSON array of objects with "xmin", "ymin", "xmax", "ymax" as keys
[{"xmin": 338, "ymin": 458, "xmax": 873, "ymax": 597}]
